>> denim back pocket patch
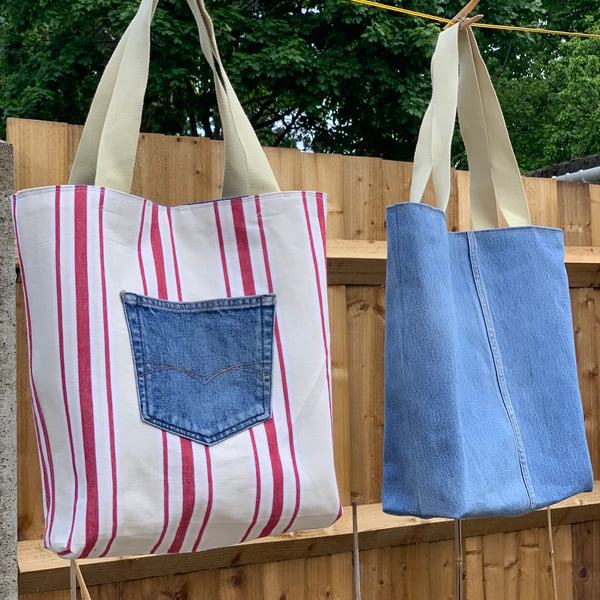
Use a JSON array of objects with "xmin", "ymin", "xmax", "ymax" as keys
[{"xmin": 120, "ymin": 292, "xmax": 276, "ymax": 445}]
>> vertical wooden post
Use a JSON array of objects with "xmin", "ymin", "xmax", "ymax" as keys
[
  {"xmin": 455, "ymin": 519, "xmax": 464, "ymax": 600},
  {"xmin": 0, "ymin": 140, "xmax": 17, "ymax": 599}
]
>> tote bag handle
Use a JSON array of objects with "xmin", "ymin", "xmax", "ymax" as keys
[
  {"xmin": 410, "ymin": 25, "xmax": 530, "ymax": 229},
  {"xmin": 69, "ymin": 0, "xmax": 280, "ymax": 198}
]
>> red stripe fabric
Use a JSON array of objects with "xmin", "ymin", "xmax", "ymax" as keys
[
  {"xmin": 150, "ymin": 205, "xmax": 168, "ymax": 297},
  {"xmin": 13, "ymin": 194, "xmax": 56, "ymax": 547},
  {"xmin": 150, "ymin": 431, "xmax": 170, "ymax": 554},
  {"xmin": 215, "ymin": 200, "xmax": 262, "ymax": 543},
  {"xmin": 54, "ymin": 186, "xmax": 80, "ymax": 552},
  {"xmin": 148, "ymin": 205, "xmax": 171, "ymax": 555},
  {"xmin": 138, "ymin": 202, "xmax": 149, "ymax": 296},
  {"xmin": 253, "ymin": 197, "xmax": 300, "ymax": 536},
  {"xmin": 214, "ymin": 203, "xmax": 232, "ymax": 298},
  {"xmin": 167, "ymin": 207, "xmax": 183, "ymax": 300},
  {"xmin": 97, "ymin": 187, "xmax": 119, "ymax": 557},
  {"xmin": 302, "ymin": 192, "xmax": 332, "ymax": 411},
  {"xmin": 316, "ymin": 192, "xmax": 327, "ymax": 255},
  {"xmin": 168, "ymin": 437, "xmax": 195, "ymax": 553},
  {"xmin": 240, "ymin": 429, "xmax": 262, "ymax": 542},
  {"xmin": 272, "ymin": 327, "xmax": 300, "ymax": 534},
  {"xmin": 302, "ymin": 192, "xmax": 341, "ymax": 519},
  {"xmin": 74, "ymin": 186, "xmax": 99, "ymax": 557},
  {"xmin": 166, "ymin": 206, "xmax": 196, "ymax": 554},
  {"xmin": 192, "ymin": 446, "xmax": 213, "ymax": 551},
  {"xmin": 230, "ymin": 199, "xmax": 272, "ymax": 538},
  {"xmin": 13, "ymin": 186, "xmax": 340, "ymax": 557}
]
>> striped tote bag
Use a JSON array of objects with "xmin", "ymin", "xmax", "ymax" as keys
[{"xmin": 12, "ymin": 0, "xmax": 341, "ymax": 558}]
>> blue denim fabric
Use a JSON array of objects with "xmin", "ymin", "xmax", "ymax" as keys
[
  {"xmin": 383, "ymin": 202, "xmax": 593, "ymax": 519},
  {"xmin": 121, "ymin": 292, "xmax": 275, "ymax": 445}
]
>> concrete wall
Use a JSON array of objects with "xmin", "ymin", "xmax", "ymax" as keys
[{"xmin": 0, "ymin": 141, "xmax": 17, "ymax": 599}]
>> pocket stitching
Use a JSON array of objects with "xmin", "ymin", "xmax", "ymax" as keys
[{"xmin": 121, "ymin": 292, "xmax": 275, "ymax": 445}]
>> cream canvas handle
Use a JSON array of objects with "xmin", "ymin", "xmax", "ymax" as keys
[
  {"xmin": 410, "ymin": 24, "xmax": 530, "ymax": 229},
  {"xmin": 409, "ymin": 24, "xmax": 459, "ymax": 216},
  {"xmin": 69, "ymin": 0, "xmax": 280, "ymax": 198}
]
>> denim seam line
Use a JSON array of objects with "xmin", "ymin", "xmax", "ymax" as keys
[
  {"xmin": 121, "ymin": 291, "xmax": 275, "ymax": 312},
  {"xmin": 143, "ymin": 404, "xmax": 272, "ymax": 445},
  {"xmin": 466, "ymin": 231, "xmax": 536, "ymax": 511},
  {"xmin": 135, "ymin": 360, "xmax": 271, "ymax": 383}
]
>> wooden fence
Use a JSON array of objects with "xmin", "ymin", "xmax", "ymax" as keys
[{"xmin": 8, "ymin": 117, "xmax": 600, "ymax": 599}]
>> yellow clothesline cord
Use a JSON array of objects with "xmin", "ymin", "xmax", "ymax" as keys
[{"xmin": 350, "ymin": 0, "xmax": 600, "ymax": 39}]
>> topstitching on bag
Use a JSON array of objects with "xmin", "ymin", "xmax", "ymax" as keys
[
  {"xmin": 121, "ymin": 292, "xmax": 276, "ymax": 445},
  {"xmin": 466, "ymin": 231, "xmax": 535, "ymax": 511}
]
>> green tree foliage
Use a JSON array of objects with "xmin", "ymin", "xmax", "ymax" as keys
[
  {"xmin": 1, "ymin": 0, "xmax": 599, "ymax": 170},
  {"xmin": 483, "ymin": 1, "xmax": 600, "ymax": 171},
  {"xmin": 494, "ymin": 20, "xmax": 600, "ymax": 171}
]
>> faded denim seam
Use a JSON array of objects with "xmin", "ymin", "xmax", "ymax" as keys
[
  {"xmin": 135, "ymin": 360, "xmax": 269, "ymax": 383},
  {"xmin": 466, "ymin": 231, "xmax": 536, "ymax": 511},
  {"xmin": 124, "ymin": 292, "xmax": 275, "ymax": 311},
  {"xmin": 141, "ymin": 401, "xmax": 272, "ymax": 444}
]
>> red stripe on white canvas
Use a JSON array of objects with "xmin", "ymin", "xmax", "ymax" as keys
[
  {"xmin": 211, "ymin": 202, "xmax": 261, "ymax": 546},
  {"xmin": 138, "ymin": 201, "xmax": 149, "ymax": 296},
  {"xmin": 192, "ymin": 446, "xmax": 213, "ymax": 551},
  {"xmin": 316, "ymin": 192, "xmax": 343, "ymax": 519},
  {"xmin": 146, "ymin": 204, "xmax": 172, "ymax": 555},
  {"xmin": 165, "ymin": 206, "xmax": 196, "ymax": 554},
  {"xmin": 216, "ymin": 200, "xmax": 264, "ymax": 543},
  {"xmin": 231, "ymin": 200, "xmax": 272, "ymax": 542},
  {"xmin": 137, "ymin": 202, "xmax": 167, "ymax": 554},
  {"xmin": 303, "ymin": 193, "xmax": 340, "ymax": 518},
  {"xmin": 150, "ymin": 431, "xmax": 170, "ymax": 554},
  {"xmin": 213, "ymin": 203, "xmax": 232, "ymax": 298},
  {"xmin": 302, "ymin": 192, "xmax": 332, "ymax": 412},
  {"xmin": 253, "ymin": 196, "xmax": 301, "ymax": 535},
  {"xmin": 150, "ymin": 205, "xmax": 168, "ymax": 297},
  {"xmin": 168, "ymin": 437, "xmax": 195, "ymax": 553},
  {"xmin": 54, "ymin": 186, "xmax": 80, "ymax": 552},
  {"xmin": 239, "ymin": 430, "xmax": 262, "ymax": 543},
  {"xmin": 167, "ymin": 207, "xmax": 183, "ymax": 301},
  {"xmin": 316, "ymin": 192, "xmax": 327, "ymax": 257},
  {"xmin": 231, "ymin": 198, "xmax": 285, "ymax": 538},
  {"xmin": 271, "ymin": 327, "xmax": 300, "ymax": 534},
  {"xmin": 97, "ymin": 188, "xmax": 119, "ymax": 557},
  {"xmin": 13, "ymin": 194, "xmax": 56, "ymax": 547},
  {"xmin": 73, "ymin": 186, "xmax": 99, "ymax": 557}
]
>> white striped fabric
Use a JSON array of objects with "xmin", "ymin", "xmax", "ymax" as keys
[{"xmin": 13, "ymin": 185, "xmax": 341, "ymax": 558}]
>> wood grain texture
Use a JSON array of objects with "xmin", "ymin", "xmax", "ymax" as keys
[
  {"xmin": 571, "ymin": 288, "xmax": 600, "ymax": 478},
  {"xmin": 465, "ymin": 536, "xmax": 484, "ymax": 600},
  {"xmin": 346, "ymin": 286, "xmax": 386, "ymax": 505},
  {"xmin": 16, "ymin": 282, "xmax": 44, "ymax": 541},
  {"xmin": 328, "ymin": 286, "xmax": 352, "ymax": 506},
  {"xmin": 573, "ymin": 521, "xmax": 600, "ymax": 600},
  {"xmin": 9, "ymin": 118, "xmax": 600, "ymax": 599},
  {"xmin": 19, "ymin": 489, "xmax": 600, "ymax": 594}
]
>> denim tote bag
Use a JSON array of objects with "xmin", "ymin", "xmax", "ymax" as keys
[
  {"xmin": 382, "ymin": 25, "xmax": 593, "ymax": 520},
  {"xmin": 12, "ymin": 0, "xmax": 340, "ymax": 558}
]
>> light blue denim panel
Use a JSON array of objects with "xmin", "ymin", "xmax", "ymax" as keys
[
  {"xmin": 121, "ymin": 292, "xmax": 276, "ymax": 445},
  {"xmin": 383, "ymin": 202, "xmax": 593, "ymax": 519}
]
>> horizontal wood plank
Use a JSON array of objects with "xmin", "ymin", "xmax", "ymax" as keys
[
  {"xmin": 326, "ymin": 241, "xmax": 600, "ymax": 288},
  {"xmin": 18, "ymin": 483, "xmax": 600, "ymax": 594},
  {"xmin": 564, "ymin": 246, "xmax": 600, "ymax": 288},
  {"xmin": 326, "ymin": 239, "xmax": 387, "ymax": 285},
  {"xmin": 13, "ymin": 237, "xmax": 600, "ymax": 288}
]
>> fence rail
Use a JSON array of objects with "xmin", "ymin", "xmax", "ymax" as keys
[{"xmin": 8, "ymin": 117, "xmax": 600, "ymax": 600}]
